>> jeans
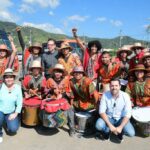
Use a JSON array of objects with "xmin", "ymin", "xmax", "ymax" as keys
[
  {"xmin": 0, "ymin": 111, "xmax": 20, "ymax": 136},
  {"xmin": 95, "ymin": 117, "xmax": 135, "ymax": 137}
]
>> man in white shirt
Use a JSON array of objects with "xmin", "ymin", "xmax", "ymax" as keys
[{"xmin": 95, "ymin": 78, "xmax": 135, "ymax": 142}]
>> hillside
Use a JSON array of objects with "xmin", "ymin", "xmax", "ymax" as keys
[{"xmin": 0, "ymin": 21, "xmax": 149, "ymax": 50}]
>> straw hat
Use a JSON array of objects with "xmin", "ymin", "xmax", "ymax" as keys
[
  {"xmin": 130, "ymin": 43, "xmax": 145, "ymax": 50},
  {"xmin": 129, "ymin": 64, "xmax": 146, "ymax": 73},
  {"xmin": 29, "ymin": 42, "xmax": 42, "ymax": 52},
  {"xmin": 141, "ymin": 52, "xmax": 150, "ymax": 62},
  {"xmin": 0, "ymin": 44, "xmax": 11, "ymax": 56},
  {"xmin": 3, "ymin": 68, "xmax": 16, "ymax": 78},
  {"xmin": 29, "ymin": 60, "xmax": 43, "ymax": 71},
  {"xmin": 49, "ymin": 64, "xmax": 67, "ymax": 75},
  {"xmin": 117, "ymin": 46, "xmax": 132, "ymax": 57},
  {"xmin": 59, "ymin": 42, "xmax": 72, "ymax": 51},
  {"xmin": 71, "ymin": 66, "xmax": 86, "ymax": 75}
]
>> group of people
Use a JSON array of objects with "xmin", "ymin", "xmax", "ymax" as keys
[{"xmin": 0, "ymin": 27, "xmax": 150, "ymax": 143}]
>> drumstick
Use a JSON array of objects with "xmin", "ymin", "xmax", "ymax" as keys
[{"xmin": 29, "ymin": 89, "xmax": 42, "ymax": 99}]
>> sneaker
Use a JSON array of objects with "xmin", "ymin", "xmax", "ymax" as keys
[
  {"xmin": 0, "ymin": 137, "xmax": 3, "ymax": 143},
  {"xmin": 103, "ymin": 132, "xmax": 110, "ymax": 140},
  {"xmin": 117, "ymin": 133, "xmax": 124, "ymax": 142}
]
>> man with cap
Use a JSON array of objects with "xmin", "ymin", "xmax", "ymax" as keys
[
  {"xmin": 126, "ymin": 64, "xmax": 150, "ymax": 107},
  {"xmin": 42, "ymin": 38, "xmax": 59, "ymax": 79},
  {"xmin": 69, "ymin": 66, "xmax": 99, "ymax": 111},
  {"xmin": 58, "ymin": 42, "xmax": 82, "ymax": 75},
  {"xmin": 25, "ymin": 42, "xmax": 42, "ymax": 75},
  {"xmin": 0, "ymin": 68, "xmax": 23, "ymax": 143},
  {"xmin": 46, "ymin": 64, "xmax": 75, "ymax": 136},
  {"xmin": 22, "ymin": 60, "xmax": 47, "ymax": 99},
  {"xmin": 129, "ymin": 43, "xmax": 145, "ymax": 70},
  {"xmin": 116, "ymin": 45, "xmax": 132, "ymax": 91}
]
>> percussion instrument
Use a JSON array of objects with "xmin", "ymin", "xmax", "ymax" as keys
[
  {"xmin": 22, "ymin": 97, "xmax": 41, "ymax": 126},
  {"xmin": 40, "ymin": 98, "xmax": 70, "ymax": 128},
  {"xmin": 75, "ymin": 110, "xmax": 96, "ymax": 135},
  {"xmin": 132, "ymin": 107, "xmax": 150, "ymax": 136}
]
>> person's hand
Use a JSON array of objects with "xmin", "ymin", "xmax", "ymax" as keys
[
  {"xmin": 57, "ymin": 93, "xmax": 63, "ymax": 99},
  {"xmin": 16, "ymin": 26, "xmax": 21, "ymax": 32},
  {"xmin": 116, "ymin": 126, "xmax": 123, "ymax": 134},
  {"xmin": 109, "ymin": 125, "xmax": 117, "ymax": 135},
  {"xmin": 25, "ymin": 93, "xmax": 30, "ymax": 99},
  {"xmin": 72, "ymin": 28, "xmax": 77, "ymax": 37},
  {"xmin": 8, "ymin": 35, "xmax": 13, "ymax": 43},
  {"xmin": 8, "ymin": 112, "xmax": 18, "ymax": 120}
]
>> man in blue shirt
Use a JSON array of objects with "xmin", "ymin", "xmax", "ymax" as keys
[{"xmin": 95, "ymin": 78, "xmax": 135, "ymax": 142}]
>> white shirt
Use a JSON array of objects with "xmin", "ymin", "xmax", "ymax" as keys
[{"xmin": 99, "ymin": 90, "xmax": 132, "ymax": 120}]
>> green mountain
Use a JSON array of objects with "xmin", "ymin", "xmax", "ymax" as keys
[{"xmin": 0, "ymin": 20, "xmax": 149, "ymax": 50}]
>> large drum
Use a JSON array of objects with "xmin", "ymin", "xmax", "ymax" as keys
[
  {"xmin": 132, "ymin": 107, "xmax": 150, "ymax": 136},
  {"xmin": 75, "ymin": 110, "xmax": 96, "ymax": 135},
  {"xmin": 40, "ymin": 98, "xmax": 70, "ymax": 128},
  {"xmin": 22, "ymin": 97, "xmax": 42, "ymax": 126}
]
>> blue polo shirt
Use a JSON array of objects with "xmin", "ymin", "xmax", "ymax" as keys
[{"xmin": 0, "ymin": 83, "xmax": 23, "ymax": 114}]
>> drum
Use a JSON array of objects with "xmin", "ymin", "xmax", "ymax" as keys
[
  {"xmin": 132, "ymin": 107, "xmax": 150, "ymax": 136},
  {"xmin": 40, "ymin": 98, "xmax": 70, "ymax": 128},
  {"xmin": 75, "ymin": 110, "xmax": 96, "ymax": 134},
  {"xmin": 22, "ymin": 97, "xmax": 42, "ymax": 126}
]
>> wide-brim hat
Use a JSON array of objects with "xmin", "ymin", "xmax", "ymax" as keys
[
  {"xmin": 29, "ymin": 60, "xmax": 43, "ymax": 71},
  {"xmin": 3, "ymin": 68, "xmax": 16, "ymax": 78},
  {"xmin": 70, "ymin": 66, "xmax": 86, "ymax": 76},
  {"xmin": 130, "ymin": 43, "xmax": 145, "ymax": 50},
  {"xmin": 129, "ymin": 64, "xmax": 146, "ymax": 73},
  {"xmin": 141, "ymin": 52, "xmax": 150, "ymax": 62},
  {"xmin": 59, "ymin": 42, "xmax": 73, "ymax": 51},
  {"xmin": 0, "ymin": 44, "xmax": 11, "ymax": 57},
  {"xmin": 117, "ymin": 46, "xmax": 132, "ymax": 57},
  {"xmin": 29, "ymin": 42, "xmax": 42, "ymax": 52},
  {"xmin": 49, "ymin": 64, "xmax": 67, "ymax": 75}
]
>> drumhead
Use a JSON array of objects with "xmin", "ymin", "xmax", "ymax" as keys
[
  {"xmin": 23, "ymin": 97, "xmax": 41, "ymax": 106},
  {"xmin": 132, "ymin": 107, "xmax": 150, "ymax": 123},
  {"xmin": 75, "ymin": 112, "xmax": 91, "ymax": 118}
]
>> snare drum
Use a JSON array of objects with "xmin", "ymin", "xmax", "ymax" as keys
[
  {"xmin": 40, "ymin": 98, "xmax": 70, "ymax": 128},
  {"xmin": 75, "ymin": 110, "xmax": 96, "ymax": 134},
  {"xmin": 22, "ymin": 97, "xmax": 42, "ymax": 126},
  {"xmin": 132, "ymin": 107, "xmax": 150, "ymax": 136}
]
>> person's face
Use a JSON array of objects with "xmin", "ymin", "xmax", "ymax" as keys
[
  {"xmin": 144, "ymin": 57, "xmax": 150, "ymax": 67},
  {"xmin": 134, "ymin": 48, "xmax": 142, "ymax": 55},
  {"xmin": 47, "ymin": 40, "xmax": 56, "ymax": 52},
  {"xmin": 73, "ymin": 72, "xmax": 83, "ymax": 80},
  {"xmin": 4, "ymin": 75, "xmax": 15, "ymax": 86},
  {"xmin": 62, "ymin": 48, "xmax": 70, "ymax": 56},
  {"xmin": 110, "ymin": 81, "xmax": 121, "ymax": 96},
  {"xmin": 135, "ymin": 70, "xmax": 144, "ymax": 80},
  {"xmin": 32, "ymin": 68, "xmax": 41, "ymax": 76},
  {"xmin": 101, "ymin": 53, "xmax": 111, "ymax": 65},
  {"xmin": 54, "ymin": 70, "xmax": 63, "ymax": 79},
  {"xmin": 120, "ymin": 51, "xmax": 127, "ymax": 58},
  {"xmin": 32, "ymin": 47, "xmax": 40, "ymax": 55},
  {"xmin": 0, "ymin": 50, "xmax": 7, "ymax": 57},
  {"xmin": 90, "ymin": 45, "xmax": 98, "ymax": 54}
]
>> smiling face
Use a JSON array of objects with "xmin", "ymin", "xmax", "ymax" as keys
[
  {"xmin": 54, "ymin": 69, "xmax": 63, "ymax": 79},
  {"xmin": 62, "ymin": 48, "xmax": 70, "ymax": 56},
  {"xmin": 0, "ymin": 49, "xmax": 7, "ymax": 58},
  {"xmin": 110, "ymin": 80, "xmax": 121, "ymax": 96},
  {"xmin": 73, "ymin": 72, "xmax": 83, "ymax": 81},
  {"xmin": 90, "ymin": 45, "xmax": 98, "ymax": 54},
  {"xmin": 120, "ymin": 51, "xmax": 128, "ymax": 59},
  {"xmin": 144, "ymin": 57, "xmax": 150, "ymax": 68},
  {"xmin": 4, "ymin": 75, "xmax": 15, "ymax": 87},
  {"xmin": 47, "ymin": 40, "xmax": 56, "ymax": 52},
  {"xmin": 32, "ymin": 68, "xmax": 41, "ymax": 76},
  {"xmin": 101, "ymin": 53, "xmax": 111, "ymax": 65},
  {"xmin": 32, "ymin": 47, "xmax": 41, "ymax": 55},
  {"xmin": 135, "ymin": 70, "xmax": 145, "ymax": 80},
  {"xmin": 133, "ymin": 47, "xmax": 142, "ymax": 55}
]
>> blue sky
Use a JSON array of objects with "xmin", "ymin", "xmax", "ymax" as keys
[{"xmin": 0, "ymin": 0, "xmax": 150, "ymax": 40}]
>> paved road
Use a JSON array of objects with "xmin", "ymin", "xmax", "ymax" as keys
[{"xmin": 0, "ymin": 125, "xmax": 149, "ymax": 150}]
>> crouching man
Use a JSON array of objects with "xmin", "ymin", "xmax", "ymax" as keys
[{"xmin": 95, "ymin": 78, "xmax": 135, "ymax": 142}]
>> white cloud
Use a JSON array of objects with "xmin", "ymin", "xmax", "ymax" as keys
[
  {"xmin": 49, "ymin": 11, "xmax": 54, "ymax": 16},
  {"xmin": 19, "ymin": 4, "xmax": 35, "ymax": 13},
  {"xmin": 96, "ymin": 17, "xmax": 107, "ymax": 22},
  {"xmin": 22, "ymin": 22, "xmax": 64, "ymax": 34},
  {"xmin": 0, "ymin": 0, "xmax": 18, "ymax": 22},
  {"xmin": 23, "ymin": 0, "xmax": 60, "ymax": 8},
  {"xmin": 68, "ymin": 15, "xmax": 89, "ymax": 22},
  {"xmin": 110, "ymin": 20, "xmax": 123, "ymax": 27}
]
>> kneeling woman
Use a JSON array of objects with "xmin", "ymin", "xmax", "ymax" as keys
[{"xmin": 0, "ymin": 68, "xmax": 23, "ymax": 143}]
